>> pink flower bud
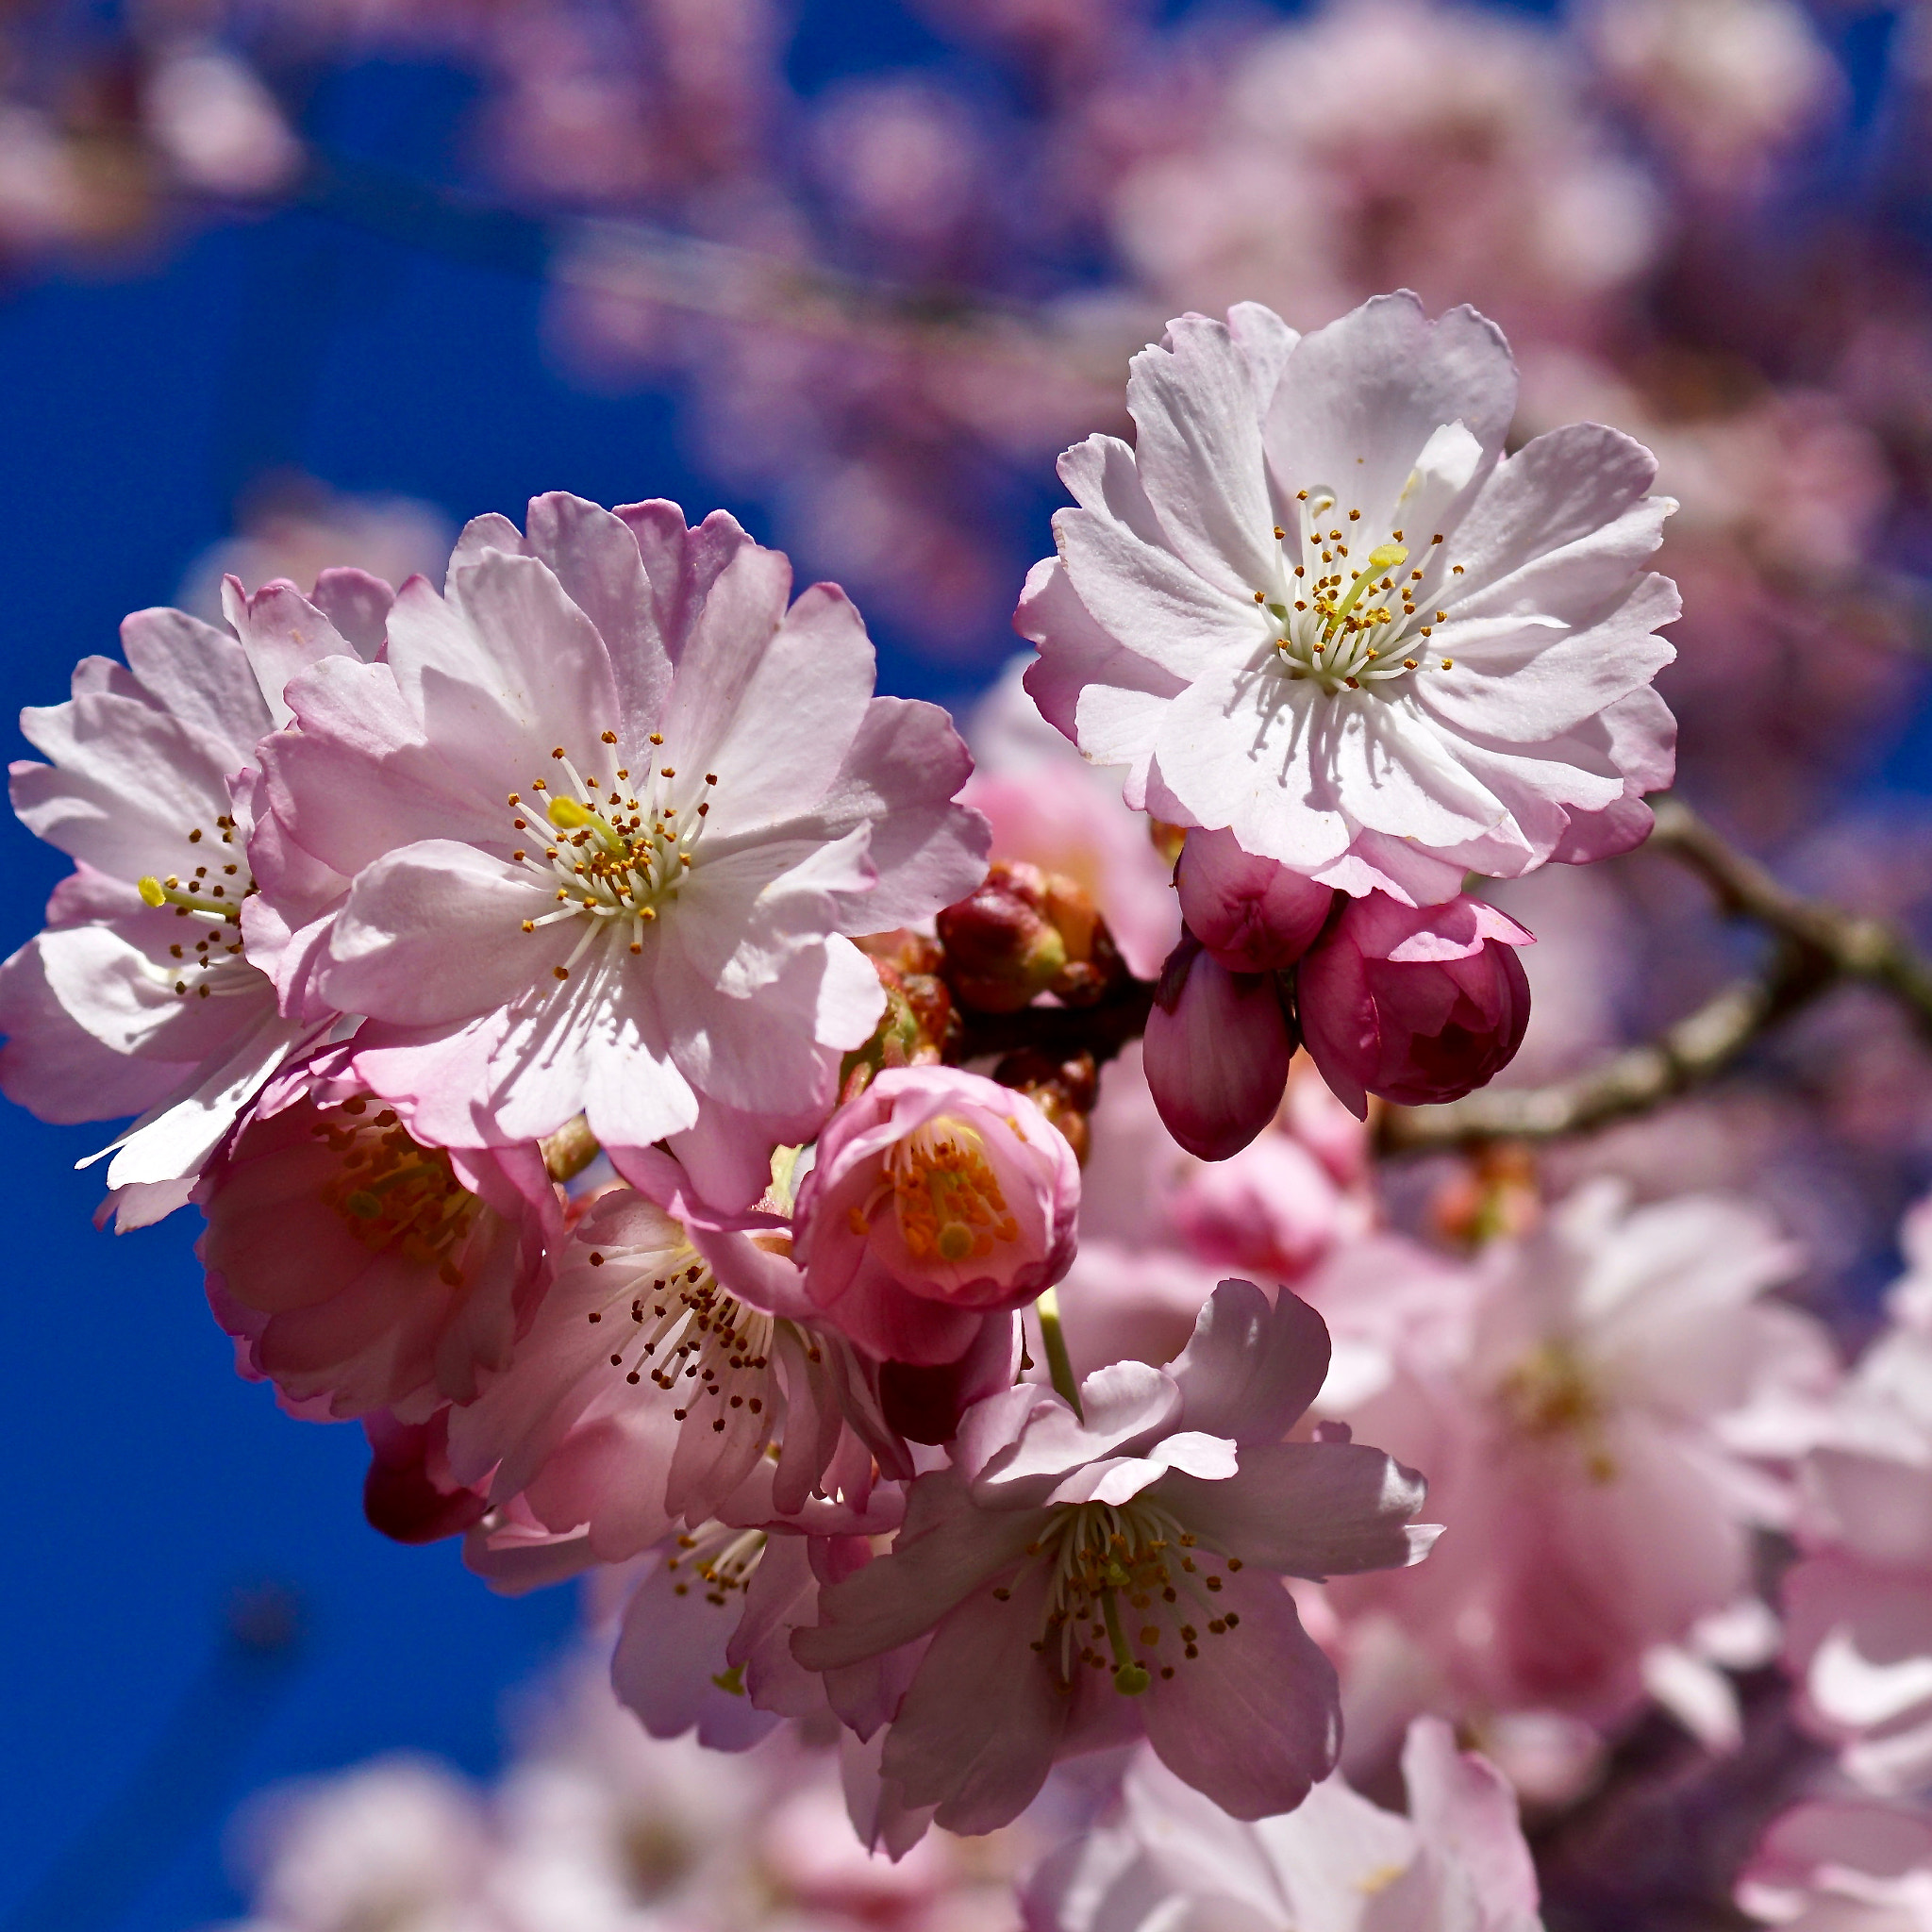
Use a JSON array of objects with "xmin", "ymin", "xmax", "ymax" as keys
[
  {"xmin": 1142, "ymin": 934, "xmax": 1295, "ymax": 1160},
  {"xmin": 1176, "ymin": 827, "xmax": 1336, "ymax": 971},
  {"xmin": 361, "ymin": 1411, "xmax": 489, "ymax": 1546},
  {"xmin": 792, "ymin": 1067, "xmax": 1080, "ymax": 1365},
  {"xmin": 1297, "ymin": 892, "xmax": 1534, "ymax": 1119}
]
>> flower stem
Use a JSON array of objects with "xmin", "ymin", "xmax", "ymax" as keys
[{"xmin": 1036, "ymin": 1287, "xmax": 1083, "ymax": 1420}]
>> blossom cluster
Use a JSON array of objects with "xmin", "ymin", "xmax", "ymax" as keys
[{"xmin": 8, "ymin": 276, "xmax": 1932, "ymax": 1932}]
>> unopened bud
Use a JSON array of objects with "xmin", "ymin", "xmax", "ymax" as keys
[
  {"xmin": 937, "ymin": 862, "xmax": 1067, "ymax": 1013},
  {"xmin": 1176, "ymin": 827, "xmax": 1334, "ymax": 972},
  {"xmin": 1297, "ymin": 891, "xmax": 1533, "ymax": 1119},
  {"xmin": 1143, "ymin": 935, "xmax": 1295, "ymax": 1161}
]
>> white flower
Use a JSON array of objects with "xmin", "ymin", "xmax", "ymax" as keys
[
  {"xmin": 0, "ymin": 575, "xmax": 384, "ymax": 1224},
  {"xmin": 1021, "ymin": 292, "xmax": 1679, "ymax": 904}
]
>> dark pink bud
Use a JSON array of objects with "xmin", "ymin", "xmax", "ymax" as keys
[
  {"xmin": 1176, "ymin": 827, "xmax": 1336, "ymax": 971},
  {"xmin": 1297, "ymin": 891, "xmax": 1533, "ymax": 1119},
  {"xmin": 878, "ymin": 1311, "xmax": 1020, "ymax": 1444},
  {"xmin": 1143, "ymin": 934, "xmax": 1295, "ymax": 1160},
  {"xmin": 361, "ymin": 1410, "xmax": 489, "ymax": 1545}
]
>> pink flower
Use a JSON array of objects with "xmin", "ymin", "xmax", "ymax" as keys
[
  {"xmin": 1782, "ymin": 1212, "xmax": 1932, "ymax": 1793},
  {"xmin": 0, "ymin": 573, "xmax": 388, "ymax": 1227},
  {"xmin": 1167, "ymin": 1117, "xmax": 1374, "ymax": 1286},
  {"xmin": 1328, "ymin": 1181, "xmax": 1835, "ymax": 1729},
  {"xmin": 1019, "ymin": 294, "xmax": 1678, "ymax": 905},
  {"xmin": 254, "ymin": 494, "xmax": 989, "ymax": 1210},
  {"xmin": 792, "ymin": 1067, "xmax": 1081, "ymax": 1366},
  {"xmin": 1175, "ymin": 826, "xmax": 1334, "ymax": 972},
  {"xmin": 1143, "ymin": 936, "xmax": 1295, "ymax": 1159},
  {"xmin": 1297, "ymin": 891, "xmax": 1533, "ymax": 1118},
  {"xmin": 1028, "ymin": 1715, "xmax": 1541, "ymax": 1932},
  {"xmin": 201, "ymin": 1065, "xmax": 559, "ymax": 1420},
  {"xmin": 792, "ymin": 1281, "xmax": 1437, "ymax": 1833},
  {"xmin": 1738, "ymin": 1798, "xmax": 1932, "ymax": 1929},
  {"xmin": 443, "ymin": 1182, "xmax": 868, "ymax": 1563}
]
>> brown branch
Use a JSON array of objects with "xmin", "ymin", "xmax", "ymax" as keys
[
  {"xmin": 953, "ymin": 978, "xmax": 1156, "ymax": 1067},
  {"xmin": 1380, "ymin": 795, "xmax": 1932, "ymax": 1153},
  {"xmin": 1644, "ymin": 795, "xmax": 1932, "ymax": 1032}
]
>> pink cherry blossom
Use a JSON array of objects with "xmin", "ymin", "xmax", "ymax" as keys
[
  {"xmin": 1028, "ymin": 1715, "xmax": 1541, "ymax": 1932},
  {"xmin": 793, "ymin": 1281, "xmax": 1437, "ymax": 1833},
  {"xmin": 254, "ymin": 494, "xmax": 989, "ymax": 1210},
  {"xmin": 1296, "ymin": 891, "xmax": 1533, "ymax": 1118},
  {"xmin": 0, "ymin": 572, "xmax": 389, "ymax": 1227},
  {"xmin": 792, "ymin": 1067, "xmax": 1080, "ymax": 1366},
  {"xmin": 1327, "ymin": 1180, "xmax": 1836, "ymax": 1729},
  {"xmin": 1019, "ymin": 293, "xmax": 1678, "ymax": 904},
  {"xmin": 201, "ymin": 1060, "xmax": 559, "ymax": 1421},
  {"xmin": 444, "ymin": 1181, "xmax": 874, "ymax": 1564}
]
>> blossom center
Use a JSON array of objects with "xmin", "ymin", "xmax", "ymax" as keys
[
  {"xmin": 664, "ymin": 1521, "xmax": 772, "ymax": 1695},
  {"xmin": 665, "ymin": 1521, "xmax": 769, "ymax": 1612},
  {"xmin": 1495, "ymin": 1342, "xmax": 1618, "ymax": 1481},
  {"xmin": 507, "ymin": 736, "xmax": 717, "ymax": 979},
  {"xmin": 582, "ymin": 1245, "xmax": 776, "ymax": 1436},
  {"xmin": 879, "ymin": 1116, "xmax": 1021, "ymax": 1264},
  {"xmin": 1008, "ymin": 1499, "xmax": 1243, "ymax": 1695},
  {"xmin": 314, "ymin": 1101, "xmax": 480, "ymax": 1285},
  {"xmin": 135, "ymin": 813, "xmax": 259, "ymax": 1000},
  {"xmin": 1257, "ymin": 487, "xmax": 1462, "ymax": 694}
]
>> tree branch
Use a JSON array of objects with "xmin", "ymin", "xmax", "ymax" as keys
[{"xmin": 1379, "ymin": 795, "xmax": 1932, "ymax": 1153}]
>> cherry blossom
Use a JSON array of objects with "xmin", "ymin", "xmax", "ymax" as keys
[
  {"xmin": 0, "ymin": 572, "xmax": 389, "ymax": 1227},
  {"xmin": 1326, "ymin": 1179, "xmax": 1836, "ymax": 1728},
  {"xmin": 1028, "ymin": 1716, "xmax": 1541, "ymax": 1932},
  {"xmin": 793, "ymin": 1281, "xmax": 1437, "ymax": 1832},
  {"xmin": 793, "ymin": 1067, "xmax": 1081, "ymax": 1366},
  {"xmin": 1020, "ymin": 292, "xmax": 1678, "ymax": 904},
  {"xmin": 201, "ymin": 1057, "xmax": 559, "ymax": 1421},
  {"xmin": 444, "ymin": 1180, "xmax": 874, "ymax": 1565},
  {"xmin": 253, "ymin": 494, "xmax": 989, "ymax": 1209}
]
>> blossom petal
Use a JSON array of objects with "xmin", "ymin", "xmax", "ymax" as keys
[
  {"xmin": 1164, "ymin": 1441, "xmax": 1433, "ymax": 1577},
  {"xmin": 879, "ymin": 1557, "xmax": 1072, "ymax": 1834},
  {"xmin": 1171, "ymin": 1281, "xmax": 1332, "ymax": 1445},
  {"xmin": 1141, "ymin": 1570, "xmax": 1341, "ymax": 1820},
  {"xmin": 1127, "ymin": 312, "xmax": 1279, "ymax": 598}
]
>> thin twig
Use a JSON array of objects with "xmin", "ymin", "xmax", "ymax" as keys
[
  {"xmin": 1380, "ymin": 795, "xmax": 1932, "ymax": 1153},
  {"xmin": 1645, "ymin": 795, "xmax": 1932, "ymax": 1033}
]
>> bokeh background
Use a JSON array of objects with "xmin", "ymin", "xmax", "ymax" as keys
[{"xmin": 0, "ymin": 0, "xmax": 1928, "ymax": 1924}]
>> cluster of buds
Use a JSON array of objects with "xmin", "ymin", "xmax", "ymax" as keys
[
  {"xmin": 921, "ymin": 862, "xmax": 1136, "ymax": 1162},
  {"xmin": 1146, "ymin": 830, "xmax": 1533, "ymax": 1158},
  {"xmin": 844, "ymin": 931, "xmax": 962, "ymax": 1100}
]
